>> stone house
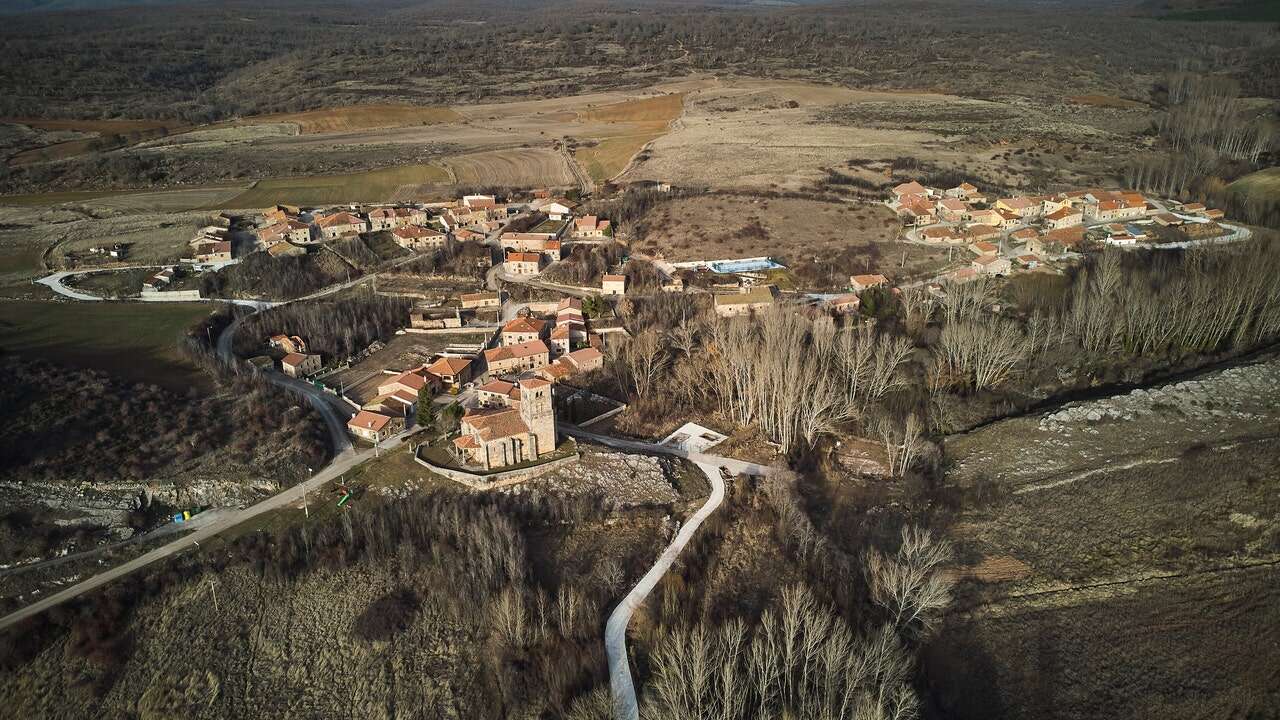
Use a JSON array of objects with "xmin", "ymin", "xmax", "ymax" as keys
[
  {"xmin": 602, "ymin": 274, "xmax": 626, "ymax": 295},
  {"xmin": 972, "ymin": 254, "xmax": 1011, "ymax": 275},
  {"xmin": 425, "ymin": 356, "xmax": 474, "ymax": 393},
  {"xmin": 281, "ymin": 352, "xmax": 321, "ymax": 378},
  {"xmin": 391, "ymin": 224, "xmax": 447, "ymax": 252},
  {"xmin": 348, "ymin": 410, "xmax": 403, "ymax": 443},
  {"xmin": 316, "ymin": 212, "xmax": 368, "ymax": 239},
  {"xmin": 849, "ymin": 274, "xmax": 889, "ymax": 292},
  {"xmin": 501, "ymin": 316, "xmax": 548, "ymax": 346},
  {"xmin": 714, "ymin": 285, "xmax": 778, "ymax": 318},
  {"xmin": 483, "ymin": 339, "xmax": 551, "ymax": 375},
  {"xmin": 504, "ymin": 251, "xmax": 543, "ymax": 276},
  {"xmin": 460, "ymin": 291, "xmax": 501, "ymax": 310}
]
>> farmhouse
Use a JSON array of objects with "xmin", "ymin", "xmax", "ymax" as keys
[
  {"xmin": 191, "ymin": 240, "xmax": 232, "ymax": 264},
  {"xmin": 828, "ymin": 294, "xmax": 861, "ymax": 314},
  {"xmin": 504, "ymin": 251, "xmax": 543, "ymax": 276},
  {"xmin": 996, "ymin": 197, "xmax": 1042, "ymax": 219},
  {"xmin": 281, "ymin": 352, "xmax": 321, "ymax": 378},
  {"xmin": 574, "ymin": 215, "xmax": 612, "ymax": 238},
  {"xmin": 897, "ymin": 195, "xmax": 936, "ymax": 226},
  {"xmin": 484, "ymin": 339, "xmax": 551, "ymax": 375},
  {"xmin": 972, "ymin": 254, "xmax": 1011, "ymax": 275},
  {"xmin": 1043, "ymin": 206, "xmax": 1083, "ymax": 229},
  {"xmin": 379, "ymin": 366, "xmax": 441, "ymax": 399},
  {"xmin": 368, "ymin": 206, "xmax": 424, "ymax": 231},
  {"xmin": 968, "ymin": 241, "xmax": 999, "ymax": 256},
  {"xmin": 391, "ymin": 224, "xmax": 447, "ymax": 252},
  {"xmin": 921, "ymin": 226, "xmax": 963, "ymax": 243},
  {"xmin": 714, "ymin": 285, "xmax": 778, "ymax": 318},
  {"xmin": 1044, "ymin": 226, "xmax": 1086, "ymax": 251},
  {"xmin": 850, "ymin": 274, "xmax": 889, "ymax": 292},
  {"xmin": 425, "ymin": 356, "xmax": 474, "ymax": 392},
  {"xmin": 892, "ymin": 181, "xmax": 928, "ymax": 199},
  {"xmin": 538, "ymin": 199, "xmax": 578, "ymax": 220},
  {"xmin": 935, "ymin": 198, "xmax": 967, "ymax": 222},
  {"xmin": 945, "ymin": 182, "xmax": 983, "ymax": 200},
  {"xmin": 316, "ymin": 212, "xmax": 368, "ymax": 239},
  {"xmin": 463, "ymin": 194, "xmax": 497, "ymax": 209},
  {"xmin": 348, "ymin": 410, "xmax": 403, "ymax": 443},
  {"xmin": 502, "ymin": 316, "xmax": 548, "ymax": 346},
  {"xmin": 602, "ymin": 274, "xmax": 627, "ymax": 295},
  {"xmin": 966, "ymin": 208, "xmax": 1002, "ymax": 226},
  {"xmin": 460, "ymin": 291, "xmax": 501, "ymax": 309},
  {"xmin": 453, "ymin": 378, "xmax": 556, "ymax": 471}
]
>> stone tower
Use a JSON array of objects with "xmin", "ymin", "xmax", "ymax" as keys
[{"xmin": 518, "ymin": 378, "xmax": 556, "ymax": 457}]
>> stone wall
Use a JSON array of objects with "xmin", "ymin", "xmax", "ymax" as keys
[{"xmin": 414, "ymin": 450, "xmax": 580, "ymax": 489}]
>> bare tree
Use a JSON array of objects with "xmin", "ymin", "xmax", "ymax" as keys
[{"xmin": 865, "ymin": 526, "xmax": 954, "ymax": 640}]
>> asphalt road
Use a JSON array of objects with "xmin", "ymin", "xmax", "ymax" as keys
[{"xmin": 0, "ymin": 429, "xmax": 413, "ymax": 633}]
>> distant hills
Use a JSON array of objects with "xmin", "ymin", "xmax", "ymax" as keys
[{"xmin": 1141, "ymin": 0, "xmax": 1280, "ymax": 21}]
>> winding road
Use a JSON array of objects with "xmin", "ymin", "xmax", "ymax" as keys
[{"xmin": 564, "ymin": 427, "xmax": 773, "ymax": 720}]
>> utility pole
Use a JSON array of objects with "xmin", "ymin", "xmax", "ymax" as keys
[
  {"xmin": 209, "ymin": 577, "xmax": 218, "ymax": 612},
  {"xmin": 304, "ymin": 467, "xmax": 312, "ymax": 518}
]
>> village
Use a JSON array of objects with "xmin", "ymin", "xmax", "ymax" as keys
[{"xmin": 153, "ymin": 176, "xmax": 1234, "ymax": 482}]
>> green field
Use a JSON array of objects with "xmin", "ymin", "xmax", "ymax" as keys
[
  {"xmin": 218, "ymin": 164, "xmax": 451, "ymax": 208},
  {"xmin": 1230, "ymin": 167, "xmax": 1280, "ymax": 198},
  {"xmin": 0, "ymin": 300, "xmax": 214, "ymax": 390}
]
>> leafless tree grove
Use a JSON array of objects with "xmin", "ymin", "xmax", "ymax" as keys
[
  {"xmin": 706, "ymin": 310, "xmax": 912, "ymax": 452},
  {"xmin": 865, "ymin": 527, "xmax": 955, "ymax": 641},
  {"xmin": 643, "ymin": 586, "xmax": 920, "ymax": 720}
]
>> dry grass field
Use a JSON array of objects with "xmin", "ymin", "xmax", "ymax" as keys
[
  {"xmin": 634, "ymin": 194, "xmax": 899, "ymax": 262},
  {"xmin": 573, "ymin": 93, "xmax": 684, "ymax": 182},
  {"xmin": 225, "ymin": 104, "xmax": 462, "ymax": 134},
  {"xmin": 931, "ymin": 359, "xmax": 1280, "ymax": 719},
  {"xmin": 442, "ymin": 148, "xmax": 577, "ymax": 188}
]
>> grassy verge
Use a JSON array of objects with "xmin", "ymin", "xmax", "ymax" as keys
[{"xmin": 0, "ymin": 300, "xmax": 213, "ymax": 390}]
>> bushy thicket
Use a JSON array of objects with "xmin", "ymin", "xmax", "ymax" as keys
[
  {"xmin": 0, "ymin": 356, "xmax": 328, "ymax": 485},
  {"xmin": 202, "ymin": 251, "xmax": 357, "ymax": 301},
  {"xmin": 233, "ymin": 292, "xmax": 411, "ymax": 360}
]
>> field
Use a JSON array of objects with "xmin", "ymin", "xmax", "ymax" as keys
[
  {"xmin": 636, "ymin": 193, "xmax": 898, "ymax": 259},
  {"xmin": 5, "ymin": 118, "xmax": 189, "ymax": 165},
  {"xmin": 442, "ymin": 148, "xmax": 576, "ymax": 189},
  {"xmin": 64, "ymin": 268, "xmax": 152, "ymax": 299},
  {"xmin": 574, "ymin": 94, "xmax": 685, "ymax": 182},
  {"xmin": 1230, "ymin": 166, "xmax": 1280, "ymax": 198},
  {"xmin": 0, "ymin": 300, "xmax": 213, "ymax": 389},
  {"xmin": 217, "ymin": 164, "xmax": 452, "ymax": 208},
  {"xmin": 226, "ymin": 104, "xmax": 462, "ymax": 134},
  {"xmin": 930, "ymin": 359, "xmax": 1280, "ymax": 719}
]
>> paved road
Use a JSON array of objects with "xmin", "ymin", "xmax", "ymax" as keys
[
  {"xmin": 605, "ymin": 461, "xmax": 724, "ymax": 720},
  {"xmin": 0, "ymin": 428, "xmax": 413, "ymax": 633},
  {"xmin": 565, "ymin": 426, "xmax": 774, "ymax": 719}
]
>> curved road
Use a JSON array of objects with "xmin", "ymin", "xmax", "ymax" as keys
[
  {"xmin": 564, "ymin": 426, "xmax": 773, "ymax": 720},
  {"xmin": 605, "ymin": 461, "xmax": 724, "ymax": 720},
  {"xmin": 0, "ymin": 428, "xmax": 413, "ymax": 633}
]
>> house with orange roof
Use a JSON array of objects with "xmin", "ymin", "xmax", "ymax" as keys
[
  {"xmin": 391, "ymin": 224, "xmax": 447, "ymax": 252},
  {"xmin": 602, "ymin": 274, "xmax": 627, "ymax": 296},
  {"xmin": 995, "ymin": 197, "xmax": 1043, "ymax": 219},
  {"xmin": 935, "ymin": 198, "xmax": 968, "ymax": 222},
  {"xmin": 348, "ymin": 410, "xmax": 404, "ymax": 443},
  {"xmin": 850, "ymin": 274, "xmax": 889, "ymax": 292},
  {"xmin": 972, "ymin": 254, "xmax": 1011, "ymax": 276},
  {"xmin": 574, "ymin": 215, "xmax": 612, "ymax": 238},
  {"xmin": 316, "ymin": 211, "xmax": 368, "ymax": 239},
  {"xmin": 965, "ymin": 208, "xmax": 1002, "ymax": 226},
  {"xmin": 897, "ymin": 195, "xmax": 936, "ymax": 226},
  {"xmin": 968, "ymin": 241, "xmax": 999, "ymax": 256},
  {"xmin": 425, "ymin": 356, "xmax": 473, "ymax": 392},
  {"xmin": 484, "ymin": 339, "xmax": 551, "ymax": 375},
  {"xmin": 504, "ymin": 251, "xmax": 543, "ymax": 276},
  {"xmin": 892, "ymin": 181, "xmax": 929, "ymax": 199},
  {"xmin": 1043, "ymin": 205, "xmax": 1082, "ymax": 229},
  {"xmin": 827, "ymin": 294, "xmax": 861, "ymax": 314},
  {"xmin": 281, "ymin": 353, "xmax": 321, "ymax": 379},
  {"xmin": 501, "ymin": 316, "xmax": 548, "ymax": 346},
  {"xmin": 945, "ymin": 182, "xmax": 983, "ymax": 201}
]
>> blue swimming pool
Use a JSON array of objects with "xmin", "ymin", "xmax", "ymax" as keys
[{"xmin": 708, "ymin": 257, "xmax": 784, "ymax": 274}]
